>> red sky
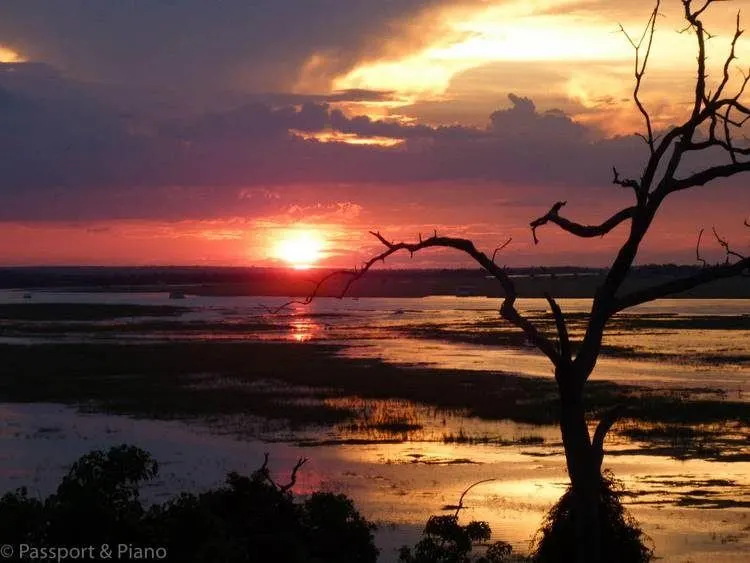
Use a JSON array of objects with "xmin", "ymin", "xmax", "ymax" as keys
[{"xmin": 0, "ymin": 0, "xmax": 748, "ymax": 267}]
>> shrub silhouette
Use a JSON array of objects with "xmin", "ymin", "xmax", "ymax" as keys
[
  {"xmin": 398, "ymin": 513, "xmax": 514, "ymax": 563},
  {"xmin": 0, "ymin": 445, "xmax": 655, "ymax": 562},
  {"xmin": 398, "ymin": 479, "xmax": 515, "ymax": 563},
  {"xmin": 0, "ymin": 445, "xmax": 378, "ymax": 563},
  {"xmin": 531, "ymin": 472, "xmax": 653, "ymax": 563}
]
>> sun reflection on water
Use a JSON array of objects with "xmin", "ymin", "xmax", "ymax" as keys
[{"xmin": 289, "ymin": 318, "xmax": 321, "ymax": 342}]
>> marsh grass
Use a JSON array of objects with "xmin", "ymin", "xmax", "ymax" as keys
[
  {"xmin": 614, "ymin": 420, "xmax": 750, "ymax": 461},
  {"xmin": 441, "ymin": 431, "xmax": 545, "ymax": 446},
  {"xmin": 0, "ymin": 337, "xmax": 747, "ymax": 452}
]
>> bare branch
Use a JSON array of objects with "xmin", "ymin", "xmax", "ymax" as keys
[
  {"xmin": 613, "ymin": 257, "xmax": 750, "ymax": 313},
  {"xmin": 713, "ymin": 11, "xmax": 744, "ymax": 103},
  {"xmin": 696, "ymin": 228, "xmax": 708, "ymax": 267},
  {"xmin": 491, "ymin": 237, "xmax": 512, "ymax": 265},
  {"xmin": 684, "ymin": 0, "xmax": 711, "ymax": 118},
  {"xmin": 254, "ymin": 452, "xmax": 278, "ymax": 490},
  {"xmin": 612, "ymin": 166, "xmax": 641, "ymax": 194},
  {"xmin": 593, "ymin": 405, "xmax": 627, "ymax": 470},
  {"xmin": 530, "ymin": 201, "xmax": 636, "ymax": 244},
  {"xmin": 545, "ymin": 293, "xmax": 572, "ymax": 362},
  {"xmin": 253, "ymin": 454, "xmax": 309, "ymax": 493},
  {"xmin": 279, "ymin": 457, "xmax": 309, "ymax": 493},
  {"xmin": 366, "ymin": 231, "xmax": 562, "ymax": 365},
  {"xmin": 712, "ymin": 226, "xmax": 746, "ymax": 262},
  {"xmin": 261, "ymin": 268, "xmax": 363, "ymax": 314},
  {"xmin": 619, "ymin": 1, "xmax": 660, "ymax": 153},
  {"xmin": 669, "ymin": 161, "xmax": 750, "ymax": 193},
  {"xmin": 450, "ymin": 479, "xmax": 496, "ymax": 518}
]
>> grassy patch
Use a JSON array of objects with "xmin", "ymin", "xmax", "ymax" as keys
[{"xmin": 0, "ymin": 340, "xmax": 747, "ymax": 451}]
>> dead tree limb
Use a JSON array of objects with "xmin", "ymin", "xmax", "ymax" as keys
[
  {"xmin": 279, "ymin": 458, "xmax": 309, "ymax": 493},
  {"xmin": 452, "ymin": 479, "xmax": 496, "ymax": 518},
  {"xmin": 530, "ymin": 202, "xmax": 636, "ymax": 244},
  {"xmin": 366, "ymin": 231, "xmax": 563, "ymax": 365},
  {"xmin": 696, "ymin": 228, "xmax": 707, "ymax": 267},
  {"xmin": 613, "ymin": 255, "xmax": 749, "ymax": 314},
  {"xmin": 592, "ymin": 405, "xmax": 627, "ymax": 470},
  {"xmin": 618, "ymin": 0, "xmax": 661, "ymax": 154}
]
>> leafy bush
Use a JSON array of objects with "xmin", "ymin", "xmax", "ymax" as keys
[{"xmin": 0, "ymin": 445, "xmax": 378, "ymax": 563}]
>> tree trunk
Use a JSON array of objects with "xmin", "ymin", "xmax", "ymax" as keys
[{"xmin": 559, "ymin": 386, "xmax": 602, "ymax": 563}]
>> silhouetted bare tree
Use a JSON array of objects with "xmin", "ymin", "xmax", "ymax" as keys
[{"xmin": 290, "ymin": 2, "xmax": 750, "ymax": 561}]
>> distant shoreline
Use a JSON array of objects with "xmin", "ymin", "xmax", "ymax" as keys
[{"xmin": 1, "ymin": 265, "xmax": 749, "ymax": 298}]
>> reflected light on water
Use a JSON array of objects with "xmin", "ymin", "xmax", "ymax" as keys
[{"xmin": 289, "ymin": 318, "xmax": 321, "ymax": 342}]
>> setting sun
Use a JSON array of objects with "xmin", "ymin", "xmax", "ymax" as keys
[{"xmin": 273, "ymin": 230, "xmax": 324, "ymax": 269}]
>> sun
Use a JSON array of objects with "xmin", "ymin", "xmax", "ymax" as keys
[{"xmin": 274, "ymin": 230, "xmax": 324, "ymax": 269}]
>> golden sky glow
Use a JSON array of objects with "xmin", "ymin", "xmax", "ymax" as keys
[
  {"xmin": 0, "ymin": 45, "xmax": 24, "ymax": 63},
  {"xmin": 330, "ymin": 0, "xmax": 748, "ymax": 135},
  {"xmin": 333, "ymin": 4, "xmax": 637, "ymax": 98},
  {"xmin": 291, "ymin": 129, "xmax": 404, "ymax": 147}
]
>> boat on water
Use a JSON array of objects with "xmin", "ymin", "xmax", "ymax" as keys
[{"xmin": 168, "ymin": 291, "xmax": 186, "ymax": 300}]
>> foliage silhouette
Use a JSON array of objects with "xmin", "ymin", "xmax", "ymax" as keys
[
  {"xmin": 531, "ymin": 472, "xmax": 653, "ymax": 563},
  {"xmin": 0, "ymin": 445, "xmax": 378, "ymax": 563},
  {"xmin": 398, "ymin": 480, "xmax": 515, "ymax": 563},
  {"xmin": 398, "ymin": 513, "xmax": 514, "ymax": 563}
]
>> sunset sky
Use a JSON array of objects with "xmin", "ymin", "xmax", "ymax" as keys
[{"xmin": 0, "ymin": 0, "xmax": 748, "ymax": 267}]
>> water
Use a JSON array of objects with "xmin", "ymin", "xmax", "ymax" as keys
[
  {"xmin": 3, "ymin": 291, "xmax": 748, "ymax": 391},
  {"xmin": 0, "ymin": 291, "xmax": 749, "ymax": 561}
]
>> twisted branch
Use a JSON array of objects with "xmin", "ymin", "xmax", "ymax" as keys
[
  {"xmin": 366, "ymin": 231, "xmax": 562, "ymax": 365},
  {"xmin": 530, "ymin": 201, "xmax": 636, "ymax": 244}
]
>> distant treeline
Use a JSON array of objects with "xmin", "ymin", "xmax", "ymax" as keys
[{"xmin": 0, "ymin": 265, "xmax": 748, "ymax": 298}]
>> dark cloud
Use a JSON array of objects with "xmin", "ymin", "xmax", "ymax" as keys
[
  {"xmin": 0, "ymin": 66, "xmax": 743, "ymax": 223},
  {"xmin": 0, "ymin": 0, "xmax": 475, "ymax": 96}
]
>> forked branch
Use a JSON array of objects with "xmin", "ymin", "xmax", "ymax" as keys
[
  {"xmin": 619, "ymin": 0, "xmax": 660, "ymax": 153},
  {"xmin": 254, "ymin": 453, "xmax": 309, "ymax": 494},
  {"xmin": 712, "ymin": 226, "xmax": 746, "ymax": 263}
]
